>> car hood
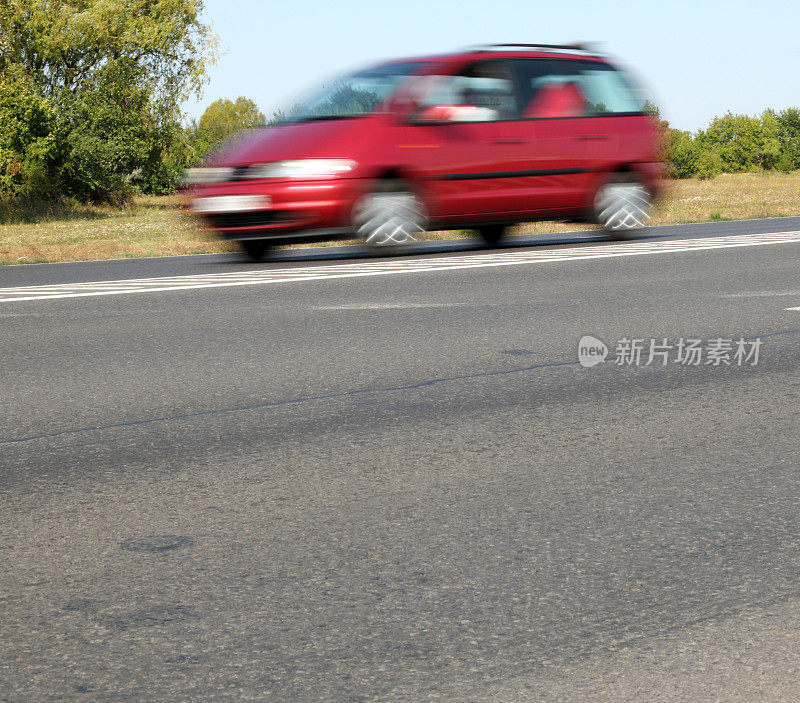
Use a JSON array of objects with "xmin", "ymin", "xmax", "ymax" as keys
[{"xmin": 208, "ymin": 117, "xmax": 382, "ymax": 167}]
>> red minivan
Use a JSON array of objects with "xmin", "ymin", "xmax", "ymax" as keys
[{"xmin": 185, "ymin": 44, "xmax": 663, "ymax": 259}]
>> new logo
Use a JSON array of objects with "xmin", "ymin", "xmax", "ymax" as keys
[{"xmin": 578, "ymin": 336, "xmax": 608, "ymax": 367}]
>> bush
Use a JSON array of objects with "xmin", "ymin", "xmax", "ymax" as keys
[
  {"xmin": 698, "ymin": 113, "xmax": 762, "ymax": 173},
  {"xmin": 0, "ymin": 69, "xmax": 58, "ymax": 198},
  {"xmin": 694, "ymin": 148, "xmax": 725, "ymax": 179},
  {"xmin": 51, "ymin": 60, "xmax": 198, "ymax": 203},
  {"xmin": 666, "ymin": 129, "xmax": 700, "ymax": 179}
]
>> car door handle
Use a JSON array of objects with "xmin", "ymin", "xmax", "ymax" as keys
[
  {"xmin": 489, "ymin": 138, "xmax": 529, "ymax": 145},
  {"xmin": 577, "ymin": 134, "xmax": 609, "ymax": 141}
]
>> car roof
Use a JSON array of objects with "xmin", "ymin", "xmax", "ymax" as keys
[
  {"xmin": 381, "ymin": 44, "xmax": 609, "ymax": 70},
  {"xmin": 458, "ymin": 43, "xmax": 605, "ymax": 58}
]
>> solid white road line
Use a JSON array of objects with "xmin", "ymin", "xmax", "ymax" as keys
[
  {"xmin": 720, "ymin": 291, "xmax": 800, "ymax": 298},
  {"xmin": 2, "ymin": 230, "xmax": 800, "ymax": 304}
]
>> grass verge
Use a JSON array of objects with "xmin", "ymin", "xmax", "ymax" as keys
[{"xmin": 2, "ymin": 171, "xmax": 799, "ymax": 265}]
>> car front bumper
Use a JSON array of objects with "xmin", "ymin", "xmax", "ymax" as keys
[{"xmin": 188, "ymin": 178, "xmax": 365, "ymax": 240}]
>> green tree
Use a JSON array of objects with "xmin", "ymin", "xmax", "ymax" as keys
[
  {"xmin": 0, "ymin": 0, "xmax": 218, "ymax": 202},
  {"xmin": 0, "ymin": 0, "xmax": 216, "ymax": 105},
  {"xmin": 775, "ymin": 107, "xmax": 800, "ymax": 172},
  {"xmin": 189, "ymin": 97, "xmax": 266, "ymax": 160}
]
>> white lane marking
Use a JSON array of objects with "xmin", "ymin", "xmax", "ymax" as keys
[
  {"xmin": 313, "ymin": 302, "xmax": 468, "ymax": 310},
  {"xmin": 786, "ymin": 307, "xmax": 800, "ymax": 311},
  {"xmin": 720, "ymin": 291, "xmax": 800, "ymax": 298},
  {"xmin": 2, "ymin": 231, "xmax": 800, "ymax": 303}
]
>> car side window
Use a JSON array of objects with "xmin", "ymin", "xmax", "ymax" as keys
[
  {"xmin": 569, "ymin": 62, "xmax": 645, "ymax": 114},
  {"xmin": 513, "ymin": 58, "xmax": 644, "ymax": 118},
  {"xmin": 419, "ymin": 60, "xmax": 518, "ymax": 122}
]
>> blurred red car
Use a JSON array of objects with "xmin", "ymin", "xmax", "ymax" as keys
[{"xmin": 184, "ymin": 44, "xmax": 663, "ymax": 259}]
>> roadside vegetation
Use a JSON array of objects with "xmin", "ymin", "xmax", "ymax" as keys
[
  {"xmin": 657, "ymin": 107, "xmax": 800, "ymax": 179},
  {"xmin": 0, "ymin": 0, "xmax": 221, "ymax": 205},
  {"xmin": 2, "ymin": 171, "xmax": 799, "ymax": 265}
]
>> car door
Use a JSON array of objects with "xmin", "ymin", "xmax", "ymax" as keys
[
  {"xmin": 403, "ymin": 59, "xmax": 525, "ymax": 223},
  {"xmin": 496, "ymin": 57, "xmax": 604, "ymax": 215}
]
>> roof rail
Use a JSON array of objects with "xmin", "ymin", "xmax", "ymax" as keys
[{"xmin": 467, "ymin": 43, "xmax": 604, "ymax": 56}]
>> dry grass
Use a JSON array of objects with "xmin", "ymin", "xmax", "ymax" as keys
[
  {"xmin": 2, "ymin": 171, "xmax": 799, "ymax": 265},
  {"xmin": 0, "ymin": 195, "xmax": 237, "ymax": 265},
  {"xmin": 650, "ymin": 170, "xmax": 800, "ymax": 224}
]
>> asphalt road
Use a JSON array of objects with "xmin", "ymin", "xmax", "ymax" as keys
[{"xmin": 2, "ymin": 219, "xmax": 800, "ymax": 701}]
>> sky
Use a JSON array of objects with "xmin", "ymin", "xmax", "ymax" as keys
[{"xmin": 185, "ymin": 0, "xmax": 800, "ymax": 132}]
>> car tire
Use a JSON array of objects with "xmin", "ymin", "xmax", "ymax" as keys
[
  {"xmin": 477, "ymin": 224, "xmax": 506, "ymax": 247},
  {"xmin": 593, "ymin": 173, "xmax": 652, "ymax": 236},
  {"xmin": 239, "ymin": 239, "xmax": 272, "ymax": 260},
  {"xmin": 353, "ymin": 179, "xmax": 427, "ymax": 248}
]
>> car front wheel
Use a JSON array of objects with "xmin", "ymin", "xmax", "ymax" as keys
[
  {"xmin": 476, "ymin": 224, "xmax": 506, "ymax": 247},
  {"xmin": 239, "ymin": 239, "xmax": 272, "ymax": 260},
  {"xmin": 353, "ymin": 180, "xmax": 427, "ymax": 248}
]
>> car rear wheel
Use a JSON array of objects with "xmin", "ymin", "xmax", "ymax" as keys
[
  {"xmin": 593, "ymin": 174, "xmax": 652, "ymax": 235},
  {"xmin": 239, "ymin": 239, "xmax": 272, "ymax": 260},
  {"xmin": 353, "ymin": 180, "xmax": 427, "ymax": 248}
]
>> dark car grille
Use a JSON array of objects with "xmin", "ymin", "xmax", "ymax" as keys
[{"xmin": 206, "ymin": 211, "xmax": 289, "ymax": 229}]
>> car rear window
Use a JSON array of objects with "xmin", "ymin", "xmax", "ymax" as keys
[{"xmin": 512, "ymin": 58, "xmax": 646, "ymax": 117}]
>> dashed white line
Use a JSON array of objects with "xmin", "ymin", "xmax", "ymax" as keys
[{"xmin": 2, "ymin": 231, "xmax": 800, "ymax": 303}]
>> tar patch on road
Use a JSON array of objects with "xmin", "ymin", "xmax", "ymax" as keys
[
  {"xmin": 98, "ymin": 604, "xmax": 195, "ymax": 631},
  {"xmin": 119, "ymin": 534, "xmax": 194, "ymax": 553}
]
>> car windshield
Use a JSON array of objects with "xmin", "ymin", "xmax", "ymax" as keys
[{"xmin": 281, "ymin": 61, "xmax": 426, "ymax": 122}]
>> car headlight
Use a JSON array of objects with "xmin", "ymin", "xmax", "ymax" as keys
[
  {"xmin": 245, "ymin": 159, "xmax": 356, "ymax": 180},
  {"xmin": 180, "ymin": 167, "xmax": 235, "ymax": 185}
]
